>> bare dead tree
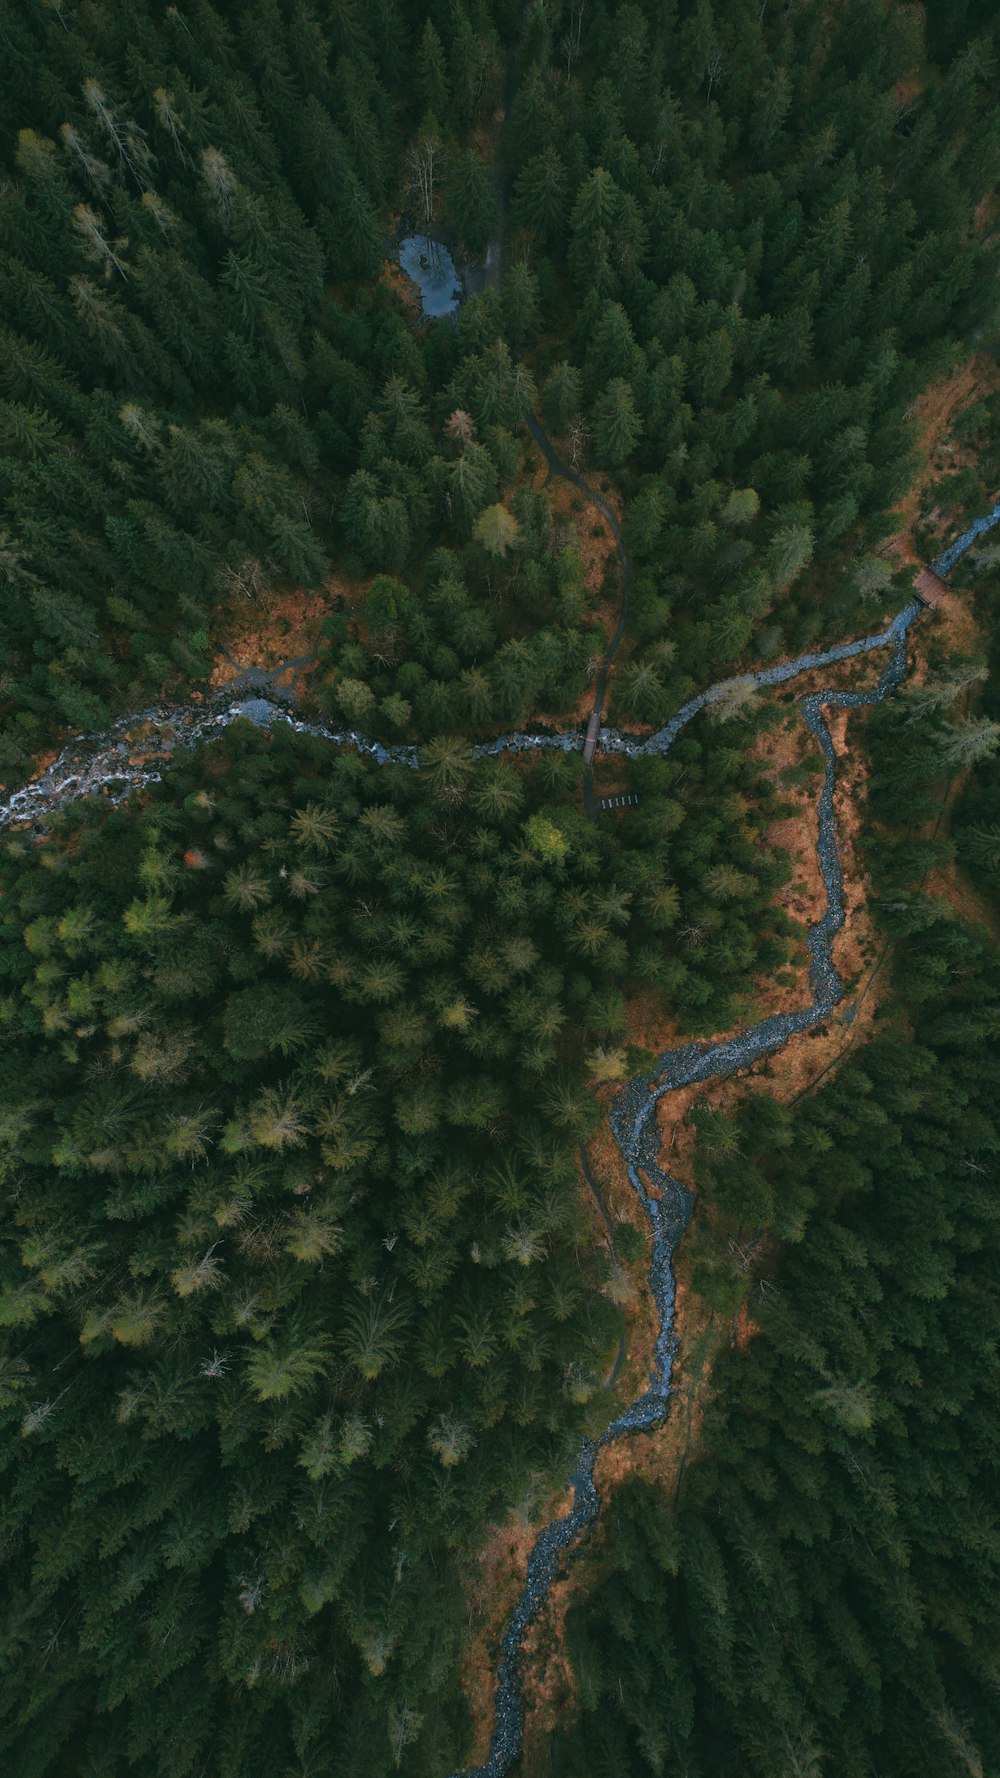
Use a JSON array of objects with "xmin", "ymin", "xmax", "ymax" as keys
[
  {"xmin": 72, "ymin": 203, "xmax": 130, "ymax": 279},
  {"xmin": 568, "ymin": 415, "xmax": 590, "ymax": 468},
  {"xmin": 407, "ymin": 131, "xmax": 440, "ymax": 229},
  {"xmin": 560, "ymin": 0, "xmax": 585, "ymax": 85},
  {"xmin": 153, "ymin": 87, "xmax": 193, "ymax": 169},
  {"xmin": 59, "ymin": 123, "xmax": 110, "ymax": 193},
  {"xmin": 83, "ymin": 78, "xmax": 153, "ymax": 189},
  {"xmin": 201, "ymin": 145, "xmax": 238, "ymax": 223}
]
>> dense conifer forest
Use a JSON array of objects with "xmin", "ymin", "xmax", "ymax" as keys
[
  {"xmin": 1, "ymin": 1, "xmax": 999, "ymax": 1775},
  {"xmin": 546, "ymin": 680, "xmax": 1000, "ymax": 1778},
  {"xmin": 2, "ymin": 0, "xmax": 999, "ymax": 775}
]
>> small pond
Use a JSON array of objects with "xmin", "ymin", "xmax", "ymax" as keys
[{"xmin": 397, "ymin": 234, "xmax": 462, "ymax": 319}]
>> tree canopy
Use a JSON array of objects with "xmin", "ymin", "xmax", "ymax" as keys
[{"xmin": 1, "ymin": 1, "xmax": 1000, "ymax": 1774}]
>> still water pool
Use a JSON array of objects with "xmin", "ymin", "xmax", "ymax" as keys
[{"xmin": 397, "ymin": 234, "xmax": 462, "ymax": 318}]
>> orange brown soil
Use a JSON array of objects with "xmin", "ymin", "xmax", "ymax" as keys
[
  {"xmin": 468, "ymin": 369, "xmax": 1000, "ymax": 1767},
  {"xmin": 892, "ymin": 351, "xmax": 1000, "ymax": 542},
  {"xmin": 472, "ymin": 371, "xmax": 998, "ymax": 1757},
  {"xmin": 754, "ymin": 713, "xmax": 825, "ymax": 1005},
  {"xmin": 745, "ymin": 691, "xmax": 881, "ymax": 1025},
  {"xmin": 826, "ymin": 705, "xmax": 880, "ymax": 985},
  {"xmin": 587, "ymin": 757, "xmax": 633, "ymax": 803},
  {"xmin": 911, "ymin": 573, "xmax": 980, "ymax": 672},
  {"xmin": 974, "ymin": 189, "xmax": 1000, "ymax": 237},
  {"xmin": 587, "ymin": 1119, "xmax": 662, "ymax": 1391},
  {"xmin": 517, "ymin": 1570, "xmax": 579, "ymax": 1763},
  {"xmin": 892, "ymin": 75, "xmax": 922, "ymax": 110},
  {"xmin": 22, "ymin": 747, "xmax": 59, "ymax": 786},
  {"xmin": 508, "ymin": 440, "xmax": 625, "ymax": 733},
  {"xmin": 623, "ymin": 983, "xmax": 687, "ymax": 1061},
  {"xmin": 517, "ymin": 1257, "xmax": 724, "ymax": 1773},
  {"xmin": 381, "ymin": 253, "xmax": 422, "ymax": 319},
  {"xmin": 732, "ymin": 1297, "xmax": 764, "ymax": 1353},
  {"xmin": 456, "ymin": 1478, "xmax": 578, "ymax": 1769},
  {"xmin": 530, "ymin": 438, "xmax": 623, "ymax": 622},
  {"xmin": 532, "ymin": 676, "xmax": 602, "ymax": 734},
  {"xmin": 502, "ymin": 669, "xmax": 901, "ymax": 1751},
  {"xmin": 924, "ymin": 861, "xmax": 999, "ymax": 940},
  {"xmin": 595, "ymin": 1269, "xmax": 716, "ymax": 1501},
  {"xmin": 585, "ymin": 674, "xmax": 896, "ymax": 1488},
  {"xmin": 0, "ymin": 745, "xmax": 60, "ymax": 800},
  {"xmin": 456, "ymin": 1123, "xmax": 660, "ymax": 1766},
  {"xmin": 686, "ymin": 919, "xmax": 888, "ymax": 1129},
  {"xmin": 455, "ymin": 610, "xmax": 963, "ymax": 1768},
  {"xmin": 650, "ymin": 924, "xmax": 888, "ymax": 1192},
  {"xmin": 209, "ymin": 576, "xmax": 362, "ymax": 698}
]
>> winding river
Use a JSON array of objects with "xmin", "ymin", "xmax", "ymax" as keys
[
  {"xmin": 451, "ymin": 595, "xmax": 920, "ymax": 1778},
  {"xmin": 2, "ymin": 466, "xmax": 999, "ymax": 1776},
  {"xmin": 443, "ymin": 517, "xmax": 1000, "ymax": 1778}
]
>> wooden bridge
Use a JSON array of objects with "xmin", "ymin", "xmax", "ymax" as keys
[
  {"xmin": 583, "ymin": 709, "xmax": 602, "ymax": 763},
  {"xmin": 913, "ymin": 563, "xmax": 948, "ymax": 607}
]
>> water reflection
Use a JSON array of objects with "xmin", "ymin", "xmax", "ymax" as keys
[{"xmin": 397, "ymin": 235, "xmax": 462, "ymax": 318}]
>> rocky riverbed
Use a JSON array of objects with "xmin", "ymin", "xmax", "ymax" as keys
[{"xmin": 2, "ymin": 464, "xmax": 998, "ymax": 1778}]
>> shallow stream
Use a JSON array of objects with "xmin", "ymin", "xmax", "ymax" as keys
[
  {"xmin": 450, "ymin": 600, "xmax": 921, "ymax": 1778},
  {"xmin": 444, "ymin": 507, "xmax": 1000, "ymax": 1778},
  {"xmin": 2, "ymin": 464, "xmax": 998, "ymax": 1778}
]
